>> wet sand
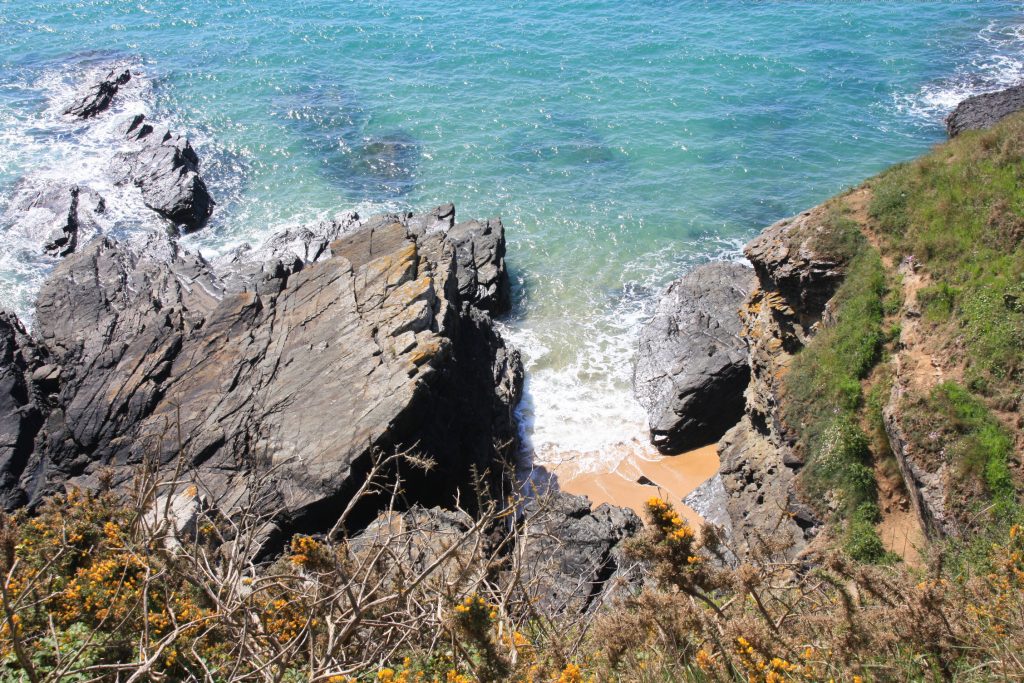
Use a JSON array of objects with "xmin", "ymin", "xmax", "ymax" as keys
[{"xmin": 540, "ymin": 441, "xmax": 720, "ymax": 528}]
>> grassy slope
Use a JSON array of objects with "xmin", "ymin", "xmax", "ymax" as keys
[{"xmin": 782, "ymin": 113, "xmax": 1023, "ymax": 564}]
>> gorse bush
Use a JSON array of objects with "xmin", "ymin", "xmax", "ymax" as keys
[{"xmin": 2, "ymin": 476, "xmax": 1024, "ymax": 680}]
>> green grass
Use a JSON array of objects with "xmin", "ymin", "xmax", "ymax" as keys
[
  {"xmin": 903, "ymin": 382, "xmax": 1016, "ymax": 515},
  {"xmin": 781, "ymin": 243, "xmax": 891, "ymax": 561},
  {"xmin": 869, "ymin": 113, "xmax": 1024, "ymax": 408}
]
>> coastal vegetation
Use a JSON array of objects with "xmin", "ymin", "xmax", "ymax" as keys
[
  {"xmin": 1, "ymin": 485, "xmax": 1023, "ymax": 682},
  {"xmin": 1, "ymin": 33, "xmax": 1023, "ymax": 683}
]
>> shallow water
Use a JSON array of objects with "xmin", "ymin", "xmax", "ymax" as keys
[{"xmin": 1, "ymin": 1, "xmax": 1023, "ymax": 463}]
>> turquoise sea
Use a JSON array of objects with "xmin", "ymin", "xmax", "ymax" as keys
[{"xmin": 2, "ymin": 1, "xmax": 1023, "ymax": 463}]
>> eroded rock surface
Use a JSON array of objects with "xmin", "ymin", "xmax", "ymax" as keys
[
  {"xmin": 113, "ymin": 114, "xmax": 214, "ymax": 231},
  {"xmin": 714, "ymin": 207, "xmax": 856, "ymax": 560},
  {"xmin": 0, "ymin": 314, "xmax": 45, "ymax": 510},
  {"xmin": 62, "ymin": 67, "xmax": 131, "ymax": 119},
  {"xmin": 518, "ymin": 492, "xmax": 641, "ymax": 613},
  {"xmin": 634, "ymin": 261, "xmax": 755, "ymax": 453},
  {"xmin": 1, "ymin": 206, "xmax": 521, "ymax": 551},
  {"xmin": 946, "ymin": 84, "xmax": 1024, "ymax": 137}
]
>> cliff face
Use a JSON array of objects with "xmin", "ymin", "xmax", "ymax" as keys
[
  {"xmin": 0, "ymin": 207, "xmax": 522, "ymax": 547},
  {"xmin": 716, "ymin": 206, "xmax": 854, "ymax": 559}
]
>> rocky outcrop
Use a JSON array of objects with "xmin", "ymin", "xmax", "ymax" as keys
[
  {"xmin": 0, "ymin": 314, "xmax": 45, "ymax": 510},
  {"xmin": 62, "ymin": 67, "xmax": 131, "ymax": 119},
  {"xmin": 2, "ymin": 182, "xmax": 106, "ymax": 258},
  {"xmin": 3, "ymin": 205, "xmax": 521, "ymax": 551},
  {"xmin": 447, "ymin": 217, "xmax": 511, "ymax": 315},
  {"xmin": 634, "ymin": 261, "xmax": 755, "ymax": 453},
  {"xmin": 113, "ymin": 114, "xmax": 214, "ymax": 231},
  {"xmin": 945, "ymin": 84, "xmax": 1024, "ymax": 137},
  {"xmin": 715, "ymin": 207, "xmax": 854, "ymax": 559},
  {"xmin": 355, "ymin": 492, "xmax": 640, "ymax": 614},
  {"xmin": 881, "ymin": 393, "xmax": 952, "ymax": 539},
  {"xmin": 518, "ymin": 492, "xmax": 640, "ymax": 613}
]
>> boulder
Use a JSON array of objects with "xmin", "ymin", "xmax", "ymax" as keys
[
  {"xmin": 62, "ymin": 67, "xmax": 131, "ymax": 119},
  {"xmin": 946, "ymin": 84, "xmax": 1024, "ymax": 137},
  {"xmin": 11, "ymin": 207, "xmax": 521, "ymax": 549},
  {"xmin": 113, "ymin": 114, "xmax": 214, "ymax": 231},
  {"xmin": 518, "ymin": 492, "xmax": 641, "ymax": 613},
  {"xmin": 634, "ymin": 261, "xmax": 755, "ymax": 453}
]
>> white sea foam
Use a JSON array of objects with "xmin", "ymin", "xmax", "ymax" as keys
[
  {"xmin": 894, "ymin": 17, "xmax": 1024, "ymax": 124},
  {"xmin": 0, "ymin": 60, "xmax": 167, "ymax": 321},
  {"xmin": 506, "ymin": 235, "xmax": 747, "ymax": 471}
]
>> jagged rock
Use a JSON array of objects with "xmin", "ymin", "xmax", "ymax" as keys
[
  {"xmin": 744, "ymin": 209, "xmax": 852, "ymax": 325},
  {"xmin": 707, "ymin": 205, "xmax": 858, "ymax": 560},
  {"xmin": 683, "ymin": 473, "xmax": 733, "ymax": 537},
  {"xmin": 634, "ymin": 261, "xmax": 755, "ymax": 453},
  {"xmin": 113, "ymin": 114, "xmax": 214, "ymax": 231},
  {"xmin": 353, "ymin": 493, "xmax": 639, "ymax": 614},
  {"xmin": 718, "ymin": 418, "xmax": 808, "ymax": 558},
  {"xmin": 29, "ymin": 234, "xmax": 223, "ymax": 498},
  {"xmin": 447, "ymin": 218, "xmax": 511, "ymax": 315},
  {"xmin": 218, "ymin": 213, "xmax": 362, "ymax": 296},
  {"xmin": 62, "ymin": 67, "xmax": 131, "ymax": 119},
  {"xmin": 946, "ymin": 84, "xmax": 1024, "ymax": 137},
  {"xmin": 2, "ymin": 182, "xmax": 106, "ymax": 258},
  {"xmin": 352, "ymin": 506, "xmax": 486, "ymax": 581},
  {"xmin": 518, "ymin": 492, "xmax": 641, "ymax": 613},
  {"xmin": 12, "ymin": 208, "xmax": 521, "ymax": 549},
  {"xmin": 0, "ymin": 314, "xmax": 44, "ymax": 510}
]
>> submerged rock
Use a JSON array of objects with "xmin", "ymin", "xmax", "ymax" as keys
[
  {"xmin": 3, "ymin": 182, "xmax": 106, "ymax": 258},
  {"xmin": 4, "ymin": 206, "xmax": 521, "ymax": 551},
  {"xmin": 946, "ymin": 84, "xmax": 1024, "ymax": 137},
  {"xmin": 113, "ymin": 114, "xmax": 214, "ymax": 231},
  {"xmin": 634, "ymin": 261, "xmax": 755, "ymax": 453},
  {"xmin": 62, "ymin": 67, "xmax": 131, "ymax": 119}
]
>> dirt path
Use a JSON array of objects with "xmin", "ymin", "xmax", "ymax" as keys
[{"xmin": 846, "ymin": 187, "xmax": 929, "ymax": 565}]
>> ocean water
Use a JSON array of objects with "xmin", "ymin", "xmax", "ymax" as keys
[{"xmin": 2, "ymin": 1, "xmax": 1023, "ymax": 467}]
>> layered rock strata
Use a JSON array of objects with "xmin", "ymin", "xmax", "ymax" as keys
[
  {"xmin": 715, "ymin": 208, "xmax": 853, "ymax": 559},
  {"xmin": 0, "ymin": 205, "xmax": 521, "ymax": 550}
]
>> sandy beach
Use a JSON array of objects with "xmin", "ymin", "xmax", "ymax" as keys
[{"xmin": 538, "ymin": 441, "xmax": 720, "ymax": 528}]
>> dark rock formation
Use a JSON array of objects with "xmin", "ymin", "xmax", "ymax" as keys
[
  {"xmin": 1, "ymin": 181, "xmax": 106, "ymax": 258},
  {"xmin": 218, "ymin": 213, "xmax": 362, "ymax": 295},
  {"xmin": 447, "ymin": 218, "xmax": 511, "ymax": 315},
  {"xmin": 0, "ymin": 314, "xmax": 45, "ymax": 510},
  {"xmin": 946, "ymin": 84, "xmax": 1024, "ymax": 137},
  {"xmin": 518, "ymin": 492, "xmax": 640, "ymax": 613},
  {"xmin": 354, "ymin": 492, "xmax": 640, "ymax": 614},
  {"xmin": 4, "ymin": 206, "xmax": 521, "ymax": 551},
  {"xmin": 634, "ymin": 261, "xmax": 755, "ymax": 453},
  {"xmin": 62, "ymin": 67, "xmax": 131, "ymax": 119},
  {"xmin": 27, "ymin": 184, "xmax": 104, "ymax": 257},
  {"xmin": 113, "ymin": 114, "xmax": 214, "ymax": 231}
]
